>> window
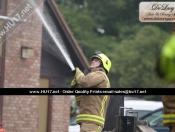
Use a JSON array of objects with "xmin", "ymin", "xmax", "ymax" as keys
[
  {"xmin": 70, "ymin": 96, "xmax": 79, "ymax": 125},
  {"xmin": 141, "ymin": 109, "xmax": 163, "ymax": 127}
]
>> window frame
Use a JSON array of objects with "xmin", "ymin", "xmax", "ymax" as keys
[{"xmin": 40, "ymin": 76, "xmax": 52, "ymax": 132}]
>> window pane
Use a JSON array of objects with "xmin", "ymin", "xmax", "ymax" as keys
[{"xmin": 142, "ymin": 110, "xmax": 163, "ymax": 127}]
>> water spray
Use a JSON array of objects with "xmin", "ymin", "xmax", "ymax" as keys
[
  {"xmin": 0, "ymin": 15, "xmax": 26, "ymax": 22},
  {"xmin": 29, "ymin": 1, "xmax": 75, "ymax": 72}
]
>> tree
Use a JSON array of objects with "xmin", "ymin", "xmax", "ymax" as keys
[
  {"xmin": 111, "ymin": 25, "xmax": 169, "ymax": 88},
  {"xmin": 55, "ymin": 0, "xmax": 174, "ymax": 88}
]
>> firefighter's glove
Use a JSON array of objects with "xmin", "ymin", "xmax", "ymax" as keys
[
  {"xmin": 70, "ymin": 78, "xmax": 77, "ymax": 88},
  {"xmin": 70, "ymin": 78, "xmax": 81, "ymax": 88},
  {"xmin": 75, "ymin": 67, "xmax": 81, "ymax": 73},
  {"xmin": 74, "ymin": 67, "xmax": 84, "ymax": 80}
]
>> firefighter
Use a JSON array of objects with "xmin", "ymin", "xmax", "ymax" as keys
[
  {"xmin": 155, "ymin": 33, "xmax": 175, "ymax": 132},
  {"xmin": 70, "ymin": 51, "xmax": 111, "ymax": 132}
]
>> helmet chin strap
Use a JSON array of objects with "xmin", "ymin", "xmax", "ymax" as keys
[
  {"xmin": 97, "ymin": 63, "xmax": 103, "ymax": 68},
  {"xmin": 96, "ymin": 63, "xmax": 108, "ymax": 74}
]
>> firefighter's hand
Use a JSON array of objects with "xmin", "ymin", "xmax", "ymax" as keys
[
  {"xmin": 75, "ymin": 67, "xmax": 82, "ymax": 76},
  {"xmin": 74, "ymin": 67, "xmax": 83, "ymax": 81},
  {"xmin": 70, "ymin": 77, "xmax": 81, "ymax": 88},
  {"xmin": 75, "ymin": 67, "xmax": 80, "ymax": 71}
]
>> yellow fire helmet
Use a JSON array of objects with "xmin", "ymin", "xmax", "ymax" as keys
[
  {"xmin": 91, "ymin": 51, "xmax": 111, "ymax": 74},
  {"xmin": 155, "ymin": 34, "xmax": 175, "ymax": 83}
]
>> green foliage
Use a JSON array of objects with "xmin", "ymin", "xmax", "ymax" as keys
[
  {"xmin": 55, "ymin": 0, "xmax": 174, "ymax": 88},
  {"xmin": 111, "ymin": 25, "xmax": 169, "ymax": 88}
]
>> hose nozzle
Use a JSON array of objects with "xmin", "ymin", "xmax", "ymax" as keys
[{"xmin": 71, "ymin": 68, "xmax": 76, "ymax": 75}]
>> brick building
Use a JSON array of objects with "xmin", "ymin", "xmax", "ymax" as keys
[{"xmin": 0, "ymin": 0, "xmax": 89, "ymax": 132}]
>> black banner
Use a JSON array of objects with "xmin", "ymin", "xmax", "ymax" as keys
[{"xmin": 0, "ymin": 88, "xmax": 174, "ymax": 95}]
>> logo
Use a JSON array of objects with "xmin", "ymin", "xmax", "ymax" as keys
[{"xmin": 139, "ymin": 2, "xmax": 175, "ymax": 22}]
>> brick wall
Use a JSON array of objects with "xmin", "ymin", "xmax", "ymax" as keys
[
  {"xmin": 3, "ymin": 0, "xmax": 42, "ymax": 88},
  {"xmin": 51, "ymin": 96, "xmax": 70, "ymax": 132},
  {"xmin": 2, "ymin": 0, "xmax": 42, "ymax": 132},
  {"xmin": 2, "ymin": 96, "xmax": 39, "ymax": 132},
  {"xmin": 1, "ymin": 1, "xmax": 71, "ymax": 132}
]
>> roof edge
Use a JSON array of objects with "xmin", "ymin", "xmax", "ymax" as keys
[{"xmin": 47, "ymin": 0, "xmax": 89, "ymax": 72}]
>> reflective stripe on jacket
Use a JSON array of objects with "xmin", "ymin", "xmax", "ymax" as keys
[
  {"xmin": 163, "ymin": 114, "xmax": 175, "ymax": 124},
  {"xmin": 76, "ymin": 95, "xmax": 110, "ymax": 127},
  {"xmin": 76, "ymin": 114, "xmax": 105, "ymax": 126},
  {"xmin": 162, "ymin": 88, "xmax": 175, "ymax": 126}
]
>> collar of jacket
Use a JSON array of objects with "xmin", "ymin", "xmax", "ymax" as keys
[{"xmin": 90, "ymin": 67, "xmax": 106, "ymax": 73}]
